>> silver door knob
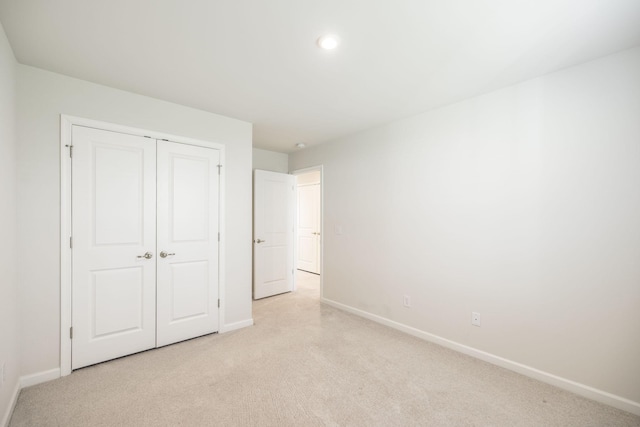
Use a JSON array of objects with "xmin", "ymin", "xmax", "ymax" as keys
[
  {"xmin": 160, "ymin": 251, "xmax": 175, "ymax": 258},
  {"xmin": 137, "ymin": 252, "xmax": 153, "ymax": 259},
  {"xmin": 255, "ymin": 239, "xmax": 266, "ymax": 244}
]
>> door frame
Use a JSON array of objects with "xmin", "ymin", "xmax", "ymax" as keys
[
  {"xmin": 60, "ymin": 115, "xmax": 226, "ymax": 376},
  {"xmin": 292, "ymin": 165, "xmax": 324, "ymax": 298}
]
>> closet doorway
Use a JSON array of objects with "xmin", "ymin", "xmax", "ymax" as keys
[{"xmin": 60, "ymin": 116, "xmax": 225, "ymax": 374}]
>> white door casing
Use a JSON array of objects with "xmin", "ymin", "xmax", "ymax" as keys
[
  {"xmin": 71, "ymin": 126, "xmax": 157, "ymax": 369},
  {"xmin": 156, "ymin": 141, "xmax": 220, "ymax": 347},
  {"xmin": 253, "ymin": 170, "xmax": 296, "ymax": 299},
  {"xmin": 297, "ymin": 183, "xmax": 320, "ymax": 274}
]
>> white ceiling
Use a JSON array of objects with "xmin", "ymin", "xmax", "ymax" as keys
[{"xmin": 1, "ymin": 0, "xmax": 639, "ymax": 153}]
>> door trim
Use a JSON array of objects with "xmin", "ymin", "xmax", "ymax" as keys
[
  {"xmin": 60, "ymin": 115, "xmax": 226, "ymax": 376},
  {"xmin": 291, "ymin": 165, "xmax": 323, "ymax": 299}
]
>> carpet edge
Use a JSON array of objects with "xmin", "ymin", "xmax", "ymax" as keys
[{"xmin": 321, "ymin": 297, "xmax": 640, "ymax": 416}]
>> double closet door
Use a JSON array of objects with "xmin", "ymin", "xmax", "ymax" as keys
[{"xmin": 71, "ymin": 126, "xmax": 220, "ymax": 370}]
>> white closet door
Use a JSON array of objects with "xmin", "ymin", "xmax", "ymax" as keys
[
  {"xmin": 156, "ymin": 141, "xmax": 220, "ymax": 347},
  {"xmin": 72, "ymin": 126, "xmax": 157, "ymax": 370}
]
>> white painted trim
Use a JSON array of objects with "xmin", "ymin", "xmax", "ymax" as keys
[
  {"xmin": 217, "ymin": 146, "xmax": 227, "ymax": 340},
  {"xmin": 60, "ymin": 116, "xmax": 73, "ymax": 377},
  {"xmin": 20, "ymin": 368, "xmax": 61, "ymax": 389},
  {"xmin": 220, "ymin": 318, "xmax": 254, "ymax": 333},
  {"xmin": 321, "ymin": 297, "xmax": 640, "ymax": 416},
  {"xmin": 1, "ymin": 380, "xmax": 20, "ymax": 427},
  {"xmin": 2, "ymin": 367, "xmax": 62, "ymax": 426},
  {"xmin": 60, "ymin": 115, "xmax": 229, "ymax": 149},
  {"xmin": 292, "ymin": 165, "xmax": 324, "ymax": 299},
  {"xmin": 292, "ymin": 180, "xmax": 297, "ymax": 292},
  {"xmin": 60, "ymin": 115, "xmax": 226, "ymax": 376}
]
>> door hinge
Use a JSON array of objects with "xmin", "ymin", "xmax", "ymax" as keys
[
  {"xmin": 70, "ymin": 236, "xmax": 73, "ymax": 248},
  {"xmin": 218, "ymin": 299, "xmax": 220, "ymax": 308},
  {"xmin": 66, "ymin": 144, "xmax": 74, "ymax": 158},
  {"xmin": 70, "ymin": 327, "xmax": 73, "ymax": 339},
  {"xmin": 217, "ymin": 164, "xmax": 222, "ymax": 175}
]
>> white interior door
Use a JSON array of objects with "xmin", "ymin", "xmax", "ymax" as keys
[
  {"xmin": 156, "ymin": 141, "xmax": 220, "ymax": 347},
  {"xmin": 71, "ymin": 126, "xmax": 221, "ymax": 369},
  {"xmin": 297, "ymin": 183, "xmax": 320, "ymax": 274},
  {"xmin": 253, "ymin": 170, "xmax": 295, "ymax": 299},
  {"xmin": 71, "ymin": 126, "xmax": 157, "ymax": 369}
]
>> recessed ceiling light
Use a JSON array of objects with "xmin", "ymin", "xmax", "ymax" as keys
[
  {"xmin": 296, "ymin": 143, "xmax": 306, "ymax": 149},
  {"xmin": 317, "ymin": 34, "xmax": 339, "ymax": 50}
]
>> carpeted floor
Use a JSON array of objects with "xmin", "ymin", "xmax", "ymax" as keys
[{"xmin": 9, "ymin": 271, "xmax": 640, "ymax": 426}]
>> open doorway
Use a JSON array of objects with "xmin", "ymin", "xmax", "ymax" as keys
[{"xmin": 293, "ymin": 166, "xmax": 323, "ymax": 298}]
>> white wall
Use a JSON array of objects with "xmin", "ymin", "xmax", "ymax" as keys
[
  {"xmin": 290, "ymin": 47, "xmax": 640, "ymax": 408},
  {"xmin": 252, "ymin": 148, "xmax": 288, "ymax": 173},
  {"xmin": 0, "ymin": 21, "xmax": 20, "ymax": 427},
  {"xmin": 16, "ymin": 65, "xmax": 253, "ymax": 378},
  {"xmin": 295, "ymin": 170, "xmax": 321, "ymax": 186}
]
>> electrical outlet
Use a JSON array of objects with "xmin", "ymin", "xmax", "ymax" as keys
[
  {"xmin": 403, "ymin": 295, "xmax": 411, "ymax": 308},
  {"xmin": 471, "ymin": 312, "xmax": 481, "ymax": 327}
]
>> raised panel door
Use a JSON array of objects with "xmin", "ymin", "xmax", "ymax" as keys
[
  {"xmin": 156, "ymin": 141, "xmax": 220, "ymax": 347},
  {"xmin": 71, "ymin": 126, "xmax": 157, "ymax": 369},
  {"xmin": 253, "ymin": 170, "xmax": 295, "ymax": 299}
]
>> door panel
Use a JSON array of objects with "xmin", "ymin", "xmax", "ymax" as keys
[
  {"xmin": 91, "ymin": 267, "xmax": 144, "ymax": 338},
  {"xmin": 72, "ymin": 126, "xmax": 157, "ymax": 370},
  {"xmin": 170, "ymin": 261, "xmax": 209, "ymax": 321},
  {"xmin": 297, "ymin": 183, "xmax": 320, "ymax": 273},
  {"xmin": 254, "ymin": 170, "xmax": 295, "ymax": 299},
  {"xmin": 93, "ymin": 146, "xmax": 145, "ymax": 245},
  {"xmin": 171, "ymin": 156, "xmax": 210, "ymax": 241},
  {"xmin": 156, "ymin": 141, "xmax": 220, "ymax": 347}
]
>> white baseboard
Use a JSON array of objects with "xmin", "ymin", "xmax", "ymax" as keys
[
  {"xmin": 321, "ymin": 297, "xmax": 640, "ymax": 416},
  {"xmin": 220, "ymin": 318, "xmax": 254, "ymax": 333},
  {"xmin": 20, "ymin": 368, "xmax": 60, "ymax": 389},
  {"xmin": 1, "ymin": 367, "xmax": 62, "ymax": 427},
  {"xmin": 1, "ymin": 381, "xmax": 20, "ymax": 427}
]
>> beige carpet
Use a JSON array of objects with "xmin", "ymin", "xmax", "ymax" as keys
[{"xmin": 10, "ymin": 271, "xmax": 640, "ymax": 426}]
